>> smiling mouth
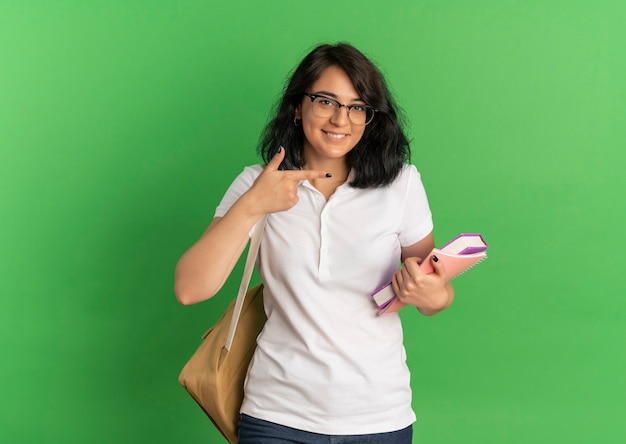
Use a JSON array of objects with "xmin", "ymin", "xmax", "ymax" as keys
[{"xmin": 323, "ymin": 130, "xmax": 348, "ymax": 140}]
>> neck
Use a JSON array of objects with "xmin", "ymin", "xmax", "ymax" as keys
[
  {"xmin": 303, "ymin": 159, "xmax": 350, "ymax": 183},
  {"xmin": 304, "ymin": 161, "xmax": 350, "ymax": 201}
]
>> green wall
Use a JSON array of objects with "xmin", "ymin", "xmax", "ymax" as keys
[{"xmin": 2, "ymin": 1, "xmax": 625, "ymax": 443}]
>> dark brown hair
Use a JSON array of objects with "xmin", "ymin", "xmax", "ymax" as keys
[{"xmin": 258, "ymin": 43, "xmax": 410, "ymax": 188}]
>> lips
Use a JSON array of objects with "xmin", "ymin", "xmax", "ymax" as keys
[{"xmin": 323, "ymin": 130, "xmax": 348, "ymax": 140}]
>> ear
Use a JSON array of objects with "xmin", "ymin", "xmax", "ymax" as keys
[{"xmin": 295, "ymin": 105, "xmax": 302, "ymax": 120}]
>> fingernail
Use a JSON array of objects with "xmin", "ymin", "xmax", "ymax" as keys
[
  {"xmin": 325, "ymin": 173, "xmax": 332, "ymax": 178},
  {"xmin": 276, "ymin": 146, "xmax": 283, "ymax": 154},
  {"xmin": 432, "ymin": 255, "xmax": 439, "ymax": 263}
]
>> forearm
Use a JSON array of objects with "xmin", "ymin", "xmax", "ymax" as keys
[{"xmin": 174, "ymin": 192, "xmax": 263, "ymax": 305}]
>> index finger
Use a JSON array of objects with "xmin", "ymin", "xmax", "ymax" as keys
[{"xmin": 283, "ymin": 169, "xmax": 332, "ymax": 181}]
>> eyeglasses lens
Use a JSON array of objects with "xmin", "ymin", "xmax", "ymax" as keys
[{"xmin": 312, "ymin": 97, "xmax": 374, "ymax": 126}]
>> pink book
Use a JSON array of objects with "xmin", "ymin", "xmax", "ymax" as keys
[{"xmin": 371, "ymin": 233, "xmax": 488, "ymax": 316}]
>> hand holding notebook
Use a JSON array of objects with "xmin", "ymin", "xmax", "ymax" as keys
[{"xmin": 372, "ymin": 233, "xmax": 488, "ymax": 316}]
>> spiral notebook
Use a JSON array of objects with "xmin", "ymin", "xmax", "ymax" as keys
[{"xmin": 372, "ymin": 233, "xmax": 488, "ymax": 316}]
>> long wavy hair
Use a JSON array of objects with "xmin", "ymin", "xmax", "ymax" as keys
[{"xmin": 258, "ymin": 43, "xmax": 411, "ymax": 188}]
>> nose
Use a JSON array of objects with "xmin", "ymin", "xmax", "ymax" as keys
[{"xmin": 330, "ymin": 104, "xmax": 350, "ymax": 125}]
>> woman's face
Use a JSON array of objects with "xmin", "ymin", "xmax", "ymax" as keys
[{"xmin": 296, "ymin": 66, "xmax": 367, "ymax": 165}]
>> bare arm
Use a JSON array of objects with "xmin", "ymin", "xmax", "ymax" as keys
[
  {"xmin": 173, "ymin": 200, "xmax": 260, "ymax": 305},
  {"xmin": 174, "ymin": 147, "xmax": 331, "ymax": 305},
  {"xmin": 394, "ymin": 232, "xmax": 455, "ymax": 316}
]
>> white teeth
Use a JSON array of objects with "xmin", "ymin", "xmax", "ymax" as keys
[{"xmin": 326, "ymin": 132, "xmax": 346, "ymax": 139}]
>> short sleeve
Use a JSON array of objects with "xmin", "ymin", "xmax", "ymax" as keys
[
  {"xmin": 214, "ymin": 165, "xmax": 263, "ymax": 218},
  {"xmin": 398, "ymin": 164, "xmax": 433, "ymax": 246}
]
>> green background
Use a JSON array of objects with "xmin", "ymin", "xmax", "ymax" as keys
[{"xmin": 2, "ymin": 1, "xmax": 625, "ymax": 443}]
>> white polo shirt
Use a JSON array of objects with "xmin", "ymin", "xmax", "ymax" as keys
[{"xmin": 215, "ymin": 163, "xmax": 433, "ymax": 435}]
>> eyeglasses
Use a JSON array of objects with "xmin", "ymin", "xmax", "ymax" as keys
[{"xmin": 302, "ymin": 93, "xmax": 377, "ymax": 126}]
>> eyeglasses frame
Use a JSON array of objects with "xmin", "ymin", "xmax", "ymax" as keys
[{"xmin": 302, "ymin": 92, "xmax": 378, "ymax": 126}]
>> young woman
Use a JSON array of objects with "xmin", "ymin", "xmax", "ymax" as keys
[{"xmin": 175, "ymin": 43, "xmax": 454, "ymax": 443}]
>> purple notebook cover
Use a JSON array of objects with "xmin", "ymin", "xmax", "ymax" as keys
[
  {"xmin": 371, "ymin": 283, "xmax": 396, "ymax": 308},
  {"xmin": 440, "ymin": 233, "xmax": 488, "ymax": 255}
]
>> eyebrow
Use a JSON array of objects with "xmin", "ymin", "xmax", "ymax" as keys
[{"xmin": 312, "ymin": 90, "xmax": 365, "ymax": 103}]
